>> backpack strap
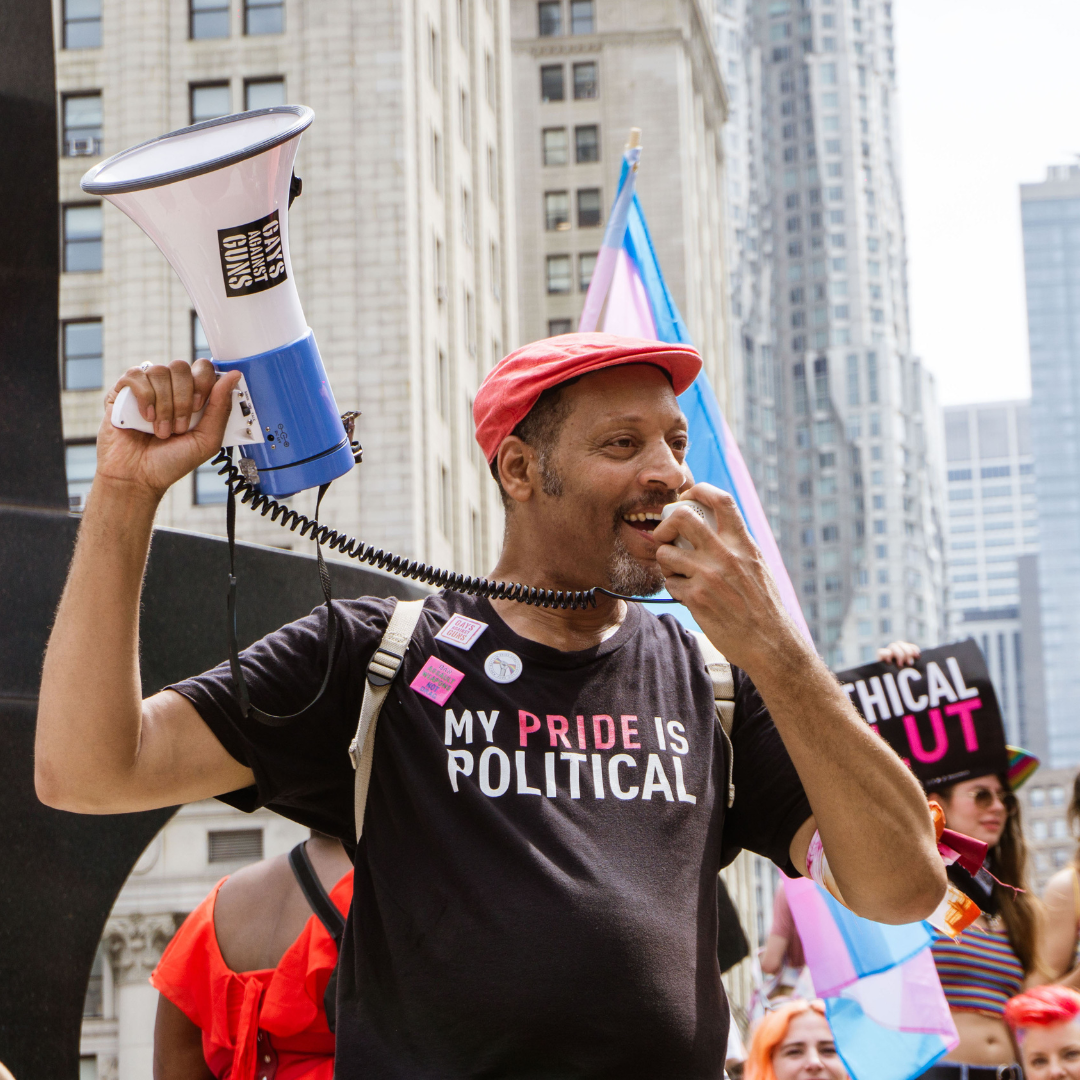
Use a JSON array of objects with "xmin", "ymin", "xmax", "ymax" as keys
[
  {"xmin": 287, "ymin": 841, "xmax": 346, "ymax": 947},
  {"xmin": 691, "ymin": 630, "xmax": 736, "ymax": 808},
  {"xmin": 287, "ymin": 840, "xmax": 348, "ymax": 1033},
  {"xmin": 349, "ymin": 597, "xmax": 427, "ymax": 840}
]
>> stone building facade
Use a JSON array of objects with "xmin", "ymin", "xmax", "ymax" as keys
[
  {"xmin": 509, "ymin": 0, "xmax": 734, "ymax": 408},
  {"xmin": 1016, "ymin": 766, "xmax": 1078, "ymax": 894},
  {"xmin": 55, "ymin": 0, "xmax": 518, "ymax": 577}
]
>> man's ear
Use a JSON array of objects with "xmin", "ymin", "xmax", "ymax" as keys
[{"xmin": 496, "ymin": 437, "xmax": 537, "ymax": 504}]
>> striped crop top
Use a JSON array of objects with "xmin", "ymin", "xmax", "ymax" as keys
[{"xmin": 930, "ymin": 926, "xmax": 1024, "ymax": 1016}]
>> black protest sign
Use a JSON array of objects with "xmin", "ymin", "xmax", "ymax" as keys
[{"xmin": 834, "ymin": 638, "xmax": 1008, "ymax": 791}]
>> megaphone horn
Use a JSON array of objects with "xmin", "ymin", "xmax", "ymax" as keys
[{"xmin": 81, "ymin": 106, "xmax": 354, "ymax": 497}]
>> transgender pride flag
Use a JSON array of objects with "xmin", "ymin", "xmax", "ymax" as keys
[
  {"xmin": 578, "ymin": 141, "xmax": 808, "ymax": 639},
  {"xmin": 580, "ymin": 138, "xmax": 958, "ymax": 1080},
  {"xmin": 785, "ymin": 877, "xmax": 958, "ymax": 1080}
]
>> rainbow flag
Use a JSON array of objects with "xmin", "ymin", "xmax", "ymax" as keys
[
  {"xmin": 784, "ymin": 877, "xmax": 957, "ymax": 1079},
  {"xmin": 579, "ymin": 145, "xmax": 808, "ymax": 639}
]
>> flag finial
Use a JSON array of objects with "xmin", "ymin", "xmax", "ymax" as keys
[{"xmin": 627, "ymin": 127, "xmax": 641, "ymax": 149}]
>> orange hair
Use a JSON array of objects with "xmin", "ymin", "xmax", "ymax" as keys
[{"xmin": 744, "ymin": 999, "xmax": 829, "ymax": 1080}]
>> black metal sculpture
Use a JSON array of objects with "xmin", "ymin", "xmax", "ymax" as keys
[{"xmin": 0, "ymin": 3, "xmax": 422, "ymax": 1074}]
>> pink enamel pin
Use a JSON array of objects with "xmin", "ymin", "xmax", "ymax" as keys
[{"xmin": 410, "ymin": 656, "xmax": 465, "ymax": 705}]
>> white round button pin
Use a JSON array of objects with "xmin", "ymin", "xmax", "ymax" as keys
[{"xmin": 484, "ymin": 649, "xmax": 523, "ymax": 684}]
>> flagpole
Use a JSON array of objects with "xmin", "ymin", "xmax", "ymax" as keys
[{"xmin": 577, "ymin": 128, "xmax": 641, "ymax": 333}]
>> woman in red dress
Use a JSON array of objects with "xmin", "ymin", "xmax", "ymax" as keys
[{"xmin": 151, "ymin": 831, "xmax": 352, "ymax": 1080}]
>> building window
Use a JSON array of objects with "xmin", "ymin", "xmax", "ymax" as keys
[
  {"xmin": 543, "ymin": 127, "xmax": 568, "ymax": 165},
  {"xmin": 579, "ymin": 252, "xmax": 597, "ymax": 292},
  {"xmin": 538, "ymin": 1, "xmax": 561, "ymax": 35},
  {"xmin": 65, "ymin": 441, "xmax": 96, "ymax": 512},
  {"xmin": 577, "ymin": 188, "xmax": 601, "ymax": 227},
  {"xmin": 546, "ymin": 254, "xmax": 572, "ymax": 294},
  {"xmin": 464, "ymin": 288, "xmax": 476, "ymax": 354},
  {"xmin": 62, "ymin": 320, "xmax": 103, "ymax": 391},
  {"xmin": 63, "ymin": 204, "xmax": 102, "ymax": 272},
  {"xmin": 208, "ymin": 828, "xmax": 263, "ymax": 862},
  {"xmin": 549, "ymin": 318, "xmax": 573, "ymax": 336},
  {"xmin": 457, "ymin": 0, "xmax": 468, "ymax": 51},
  {"xmin": 62, "ymin": 93, "xmax": 102, "ymax": 156},
  {"xmin": 194, "ymin": 461, "xmax": 228, "ymax": 505},
  {"xmin": 845, "ymin": 353, "xmax": 859, "ymax": 405},
  {"xmin": 485, "ymin": 51, "xmax": 495, "ymax": 107},
  {"xmin": 459, "ymin": 87, "xmax": 470, "ymax": 146},
  {"xmin": 244, "ymin": 0, "xmax": 283, "ymax": 35},
  {"xmin": 432, "ymin": 129, "xmax": 443, "ymax": 191},
  {"xmin": 440, "ymin": 465, "xmax": 452, "ymax": 539},
  {"xmin": 573, "ymin": 61, "xmax": 598, "ymax": 100},
  {"xmin": 541, "ymin": 65, "xmax": 564, "ymax": 102},
  {"xmin": 190, "ymin": 82, "xmax": 231, "ymax": 124},
  {"xmin": 244, "ymin": 77, "xmax": 285, "ymax": 110},
  {"xmin": 436, "ymin": 349, "xmax": 449, "ymax": 420},
  {"xmin": 575, "ymin": 124, "xmax": 599, "ymax": 163},
  {"xmin": 490, "ymin": 242, "xmax": 500, "ymax": 299},
  {"xmin": 571, "ymin": 0, "xmax": 594, "ymax": 33},
  {"xmin": 461, "ymin": 186, "xmax": 472, "ymax": 243},
  {"xmin": 434, "ymin": 236, "xmax": 446, "ymax": 302},
  {"xmin": 190, "ymin": 0, "xmax": 228, "ymax": 39},
  {"xmin": 428, "ymin": 24, "xmax": 440, "ymax": 85},
  {"xmin": 487, "ymin": 145, "xmax": 497, "ymax": 202},
  {"xmin": 192, "ymin": 313, "xmax": 211, "ymax": 361},
  {"xmin": 866, "ymin": 351, "xmax": 879, "ymax": 403},
  {"xmin": 545, "ymin": 191, "xmax": 570, "ymax": 230},
  {"xmin": 64, "ymin": 0, "xmax": 102, "ymax": 48}
]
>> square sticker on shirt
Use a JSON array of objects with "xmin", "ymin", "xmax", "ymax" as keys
[
  {"xmin": 434, "ymin": 613, "xmax": 489, "ymax": 651},
  {"xmin": 410, "ymin": 656, "xmax": 465, "ymax": 706}
]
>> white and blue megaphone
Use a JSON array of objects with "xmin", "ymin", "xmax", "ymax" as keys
[{"xmin": 81, "ymin": 106, "xmax": 354, "ymax": 497}]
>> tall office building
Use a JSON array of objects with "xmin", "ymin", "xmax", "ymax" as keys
[
  {"xmin": 750, "ymin": 0, "xmax": 945, "ymax": 666},
  {"xmin": 942, "ymin": 402, "xmax": 1042, "ymax": 751},
  {"xmin": 711, "ymin": 0, "xmax": 782, "ymax": 537},
  {"xmin": 56, "ymin": 0, "xmax": 517, "ymax": 579},
  {"xmin": 1021, "ymin": 164, "xmax": 1080, "ymax": 766},
  {"xmin": 510, "ymin": 0, "xmax": 734, "ymax": 406}
]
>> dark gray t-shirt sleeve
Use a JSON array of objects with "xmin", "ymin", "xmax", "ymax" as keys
[
  {"xmin": 168, "ymin": 596, "xmax": 393, "ymax": 839},
  {"xmin": 719, "ymin": 666, "xmax": 813, "ymax": 877}
]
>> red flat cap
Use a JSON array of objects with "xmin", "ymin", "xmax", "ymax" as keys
[{"xmin": 473, "ymin": 332, "xmax": 702, "ymax": 463}]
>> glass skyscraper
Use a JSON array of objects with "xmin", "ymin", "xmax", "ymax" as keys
[
  {"xmin": 1021, "ymin": 165, "xmax": 1080, "ymax": 765},
  {"xmin": 745, "ymin": 0, "xmax": 946, "ymax": 666}
]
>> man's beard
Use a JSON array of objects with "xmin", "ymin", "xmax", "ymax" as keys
[
  {"xmin": 602, "ymin": 491, "xmax": 677, "ymax": 597},
  {"xmin": 607, "ymin": 534, "xmax": 667, "ymax": 597}
]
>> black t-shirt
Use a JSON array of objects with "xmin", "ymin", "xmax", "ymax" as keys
[{"xmin": 171, "ymin": 592, "xmax": 811, "ymax": 1079}]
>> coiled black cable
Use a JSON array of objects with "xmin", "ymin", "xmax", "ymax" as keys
[{"xmin": 213, "ymin": 448, "xmax": 675, "ymax": 610}]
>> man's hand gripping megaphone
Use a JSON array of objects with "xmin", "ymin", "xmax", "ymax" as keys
[{"xmin": 98, "ymin": 361, "xmax": 241, "ymax": 502}]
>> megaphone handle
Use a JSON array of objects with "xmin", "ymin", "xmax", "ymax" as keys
[
  {"xmin": 109, "ymin": 380, "xmax": 262, "ymax": 446},
  {"xmin": 110, "ymin": 384, "xmax": 198, "ymax": 434}
]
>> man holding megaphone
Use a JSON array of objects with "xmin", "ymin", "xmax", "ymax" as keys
[{"xmin": 36, "ymin": 329, "xmax": 947, "ymax": 1078}]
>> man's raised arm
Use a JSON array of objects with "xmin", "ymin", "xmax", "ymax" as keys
[
  {"xmin": 654, "ymin": 485, "xmax": 946, "ymax": 926},
  {"xmin": 35, "ymin": 361, "xmax": 253, "ymax": 814}
]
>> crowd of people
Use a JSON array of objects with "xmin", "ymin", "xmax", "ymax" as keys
[{"xmin": 733, "ymin": 640, "xmax": 1080, "ymax": 1080}]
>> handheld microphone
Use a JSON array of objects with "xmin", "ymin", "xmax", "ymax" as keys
[
  {"xmin": 659, "ymin": 500, "xmax": 717, "ymax": 549},
  {"xmin": 81, "ymin": 106, "xmax": 354, "ymax": 498}
]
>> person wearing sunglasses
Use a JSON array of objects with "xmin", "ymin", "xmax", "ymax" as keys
[{"xmin": 880, "ymin": 642, "xmax": 1044, "ymax": 1080}]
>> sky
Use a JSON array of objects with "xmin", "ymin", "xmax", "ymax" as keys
[{"xmin": 895, "ymin": 0, "xmax": 1080, "ymax": 406}]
